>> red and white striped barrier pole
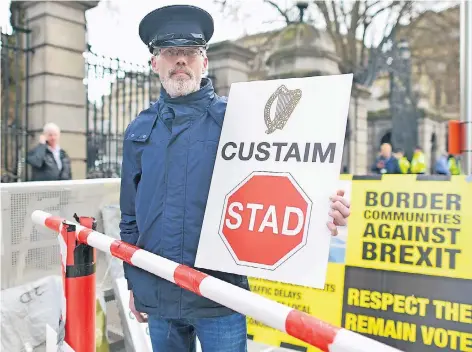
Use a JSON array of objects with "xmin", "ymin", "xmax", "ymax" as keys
[{"xmin": 32, "ymin": 210, "xmax": 403, "ymax": 352}]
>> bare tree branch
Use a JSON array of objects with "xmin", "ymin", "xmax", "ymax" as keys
[
  {"xmin": 359, "ymin": 17, "xmax": 370, "ymax": 70},
  {"xmin": 214, "ymin": 0, "xmax": 458, "ymax": 90},
  {"xmin": 359, "ymin": 1, "xmax": 399, "ymax": 26},
  {"xmin": 348, "ymin": 1, "xmax": 361, "ymax": 72},
  {"xmin": 313, "ymin": 1, "xmax": 349, "ymax": 71},
  {"xmin": 263, "ymin": 0, "xmax": 293, "ymax": 25}
]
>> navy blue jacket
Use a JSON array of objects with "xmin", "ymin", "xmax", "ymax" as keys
[{"xmin": 119, "ymin": 78, "xmax": 249, "ymax": 319}]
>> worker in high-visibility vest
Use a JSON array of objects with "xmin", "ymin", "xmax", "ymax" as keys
[
  {"xmin": 448, "ymin": 155, "xmax": 462, "ymax": 175},
  {"xmin": 393, "ymin": 148, "xmax": 410, "ymax": 174},
  {"xmin": 410, "ymin": 146, "xmax": 427, "ymax": 174}
]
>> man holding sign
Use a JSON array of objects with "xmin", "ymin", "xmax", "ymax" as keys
[{"xmin": 120, "ymin": 4, "xmax": 351, "ymax": 352}]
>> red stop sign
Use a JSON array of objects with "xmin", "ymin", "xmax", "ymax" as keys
[{"xmin": 219, "ymin": 171, "xmax": 312, "ymax": 269}]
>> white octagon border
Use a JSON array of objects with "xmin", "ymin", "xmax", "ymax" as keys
[{"xmin": 218, "ymin": 170, "xmax": 313, "ymax": 271}]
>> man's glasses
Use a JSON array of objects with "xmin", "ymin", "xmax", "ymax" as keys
[{"xmin": 159, "ymin": 48, "xmax": 204, "ymax": 58}]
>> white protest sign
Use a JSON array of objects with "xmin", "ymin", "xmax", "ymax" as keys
[{"xmin": 195, "ymin": 74, "xmax": 352, "ymax": 288}]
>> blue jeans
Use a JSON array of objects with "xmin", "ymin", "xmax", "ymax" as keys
[{"xmin": 148, "ymin": 313, "xmax": 248, "ymax": 352}]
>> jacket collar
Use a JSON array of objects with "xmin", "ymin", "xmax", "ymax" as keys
[{"xmin": 159, "ymin": 77, "xmax": 215, "ymax": 116}]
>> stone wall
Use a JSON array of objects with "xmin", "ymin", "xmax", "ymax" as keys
[
  {"xmin": 207, "ymin": 41, "xmax": 256, "ymax": 96},
  {"xmin": 347, "ymin": 85, "xmax": 371, "ymax": 174}
]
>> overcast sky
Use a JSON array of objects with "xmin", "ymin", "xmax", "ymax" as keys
[
  {"xmin": 84, "ymin": 0, "xmax": 309, "ymax": 64},
  {"xmin": 1, "ymin": 0, "xmax": 458, "ymax": 66},
  {"xmin": 0, "ymin": 0, "xmax": 458, "ymax": 101},
  {"xmin": 0, "ymin": 0, "xmax": 297, "ymax": 64},
  {"xmin": 0, "ymin": 0, "xmax": 299, "ymax": 99}
]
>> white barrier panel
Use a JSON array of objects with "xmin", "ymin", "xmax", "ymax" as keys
[
  {"xmin": 32, "ymin": 210, "xmax": 403, "ymax": 352},
  {"xmin": 0, "ymin": 178, "xmax": 120, "ymax": 290},
  {"xmin": 1, "ymin": 275, "xmax": 62, "ymax": 351}
]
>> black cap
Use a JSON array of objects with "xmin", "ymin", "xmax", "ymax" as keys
[{"xmin": 139, "ymin": 5, "xmax": 214, "ymax": 53}]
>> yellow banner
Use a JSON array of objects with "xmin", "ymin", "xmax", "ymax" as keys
[{"xmin": 247, "ymin": 175, "xmax": 472, "ymax": 352}]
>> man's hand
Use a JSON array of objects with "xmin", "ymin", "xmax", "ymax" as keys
[
  {"xmin": 39, "ymin": 134, "xmax": 47, "ymax": 144},
  {"xmin": 129, "ymin": 291, "xmax": 148, "ymax": 323},
  {"xmin": 327, "ymin": 190, "xmax": 350, "ymax": 236}
]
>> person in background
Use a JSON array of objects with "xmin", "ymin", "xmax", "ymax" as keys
[
  {"xmin": 447, "ymin": 154, "xmax": 462, "ymax": 175},
  {"xmin": 371, "ymin": 143, "xmax": 401, "ymax": 174},
  {"xmin": 26, "ymin": 122, "xmax": 72, "ymax": 181},
  {"xmin": 435, "ymin": 151, "xmax": 450, "ymax": 175},
  {"xmin": 410, "ymin": 146, "xmax": 426, "ymax": 174},
  {"xmin": 393, "ymin": 148, "xmax": 410, "ymax": 174}
]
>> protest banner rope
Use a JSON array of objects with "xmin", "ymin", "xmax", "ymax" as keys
[{"xmin": 32, "ymin": 210, "xmax": 403, "ymax": 352}]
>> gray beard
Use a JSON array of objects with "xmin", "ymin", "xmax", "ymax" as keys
[{"xmin": 161, "ymin": 74, "xmax": 201, "ymax": 98}]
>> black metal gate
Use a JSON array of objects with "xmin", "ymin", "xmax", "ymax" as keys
[
  {"xmin": 84, "ymin": 47, "xmax": 158, "ymax": 178},
  {"xmin": 1, "ymin": 18, "xmax": 32, "ymax": 182}
]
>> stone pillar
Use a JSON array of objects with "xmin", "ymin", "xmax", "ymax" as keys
[
  {"xmin": 349, "ymin": 84, "xmax": 371, "ymax": 175},
  {"xmin": 207, "ymin": 41, "xmax": 255, "ymax": 96},
  {"xmin": 437, "ymin": 120, "xmax": 447, "ymax": 155},
  {"xmin": 418, "ymin": 115, "xmax": 448, "ymax": 173},
  {"xmin": 19, "ymin": 1, "xmax": 99, "ymax": 179}
]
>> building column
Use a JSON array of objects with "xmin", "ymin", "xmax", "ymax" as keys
[
  {"xmin": 207, "ymin": 41, "xmax": 255, "ymax": 96},
  {"xmin": 349, "ymin": 84, "xmax": 371, "ymax": 175},
  {"xmin": 19, "ymin": 1, "xmax": 99, "ymax": 179}
]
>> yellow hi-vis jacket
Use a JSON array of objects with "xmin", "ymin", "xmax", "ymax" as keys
[
  {"xmin": 448, "ymin": 157, "xmax": 462, "ymax": 175},
  {"xmin": 410, "ymin": 151, "xmax": 426, "ymax": 174},
  {"xmin": 398, "ymin": 157, "xmax": 410, "ymax": 174}
]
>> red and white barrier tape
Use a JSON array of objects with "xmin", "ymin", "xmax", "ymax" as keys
[{"xmin": 32, "ymin": 210, "xmax": 402, "ymax": 352}]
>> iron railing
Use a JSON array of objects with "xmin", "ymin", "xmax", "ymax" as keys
[
  {"xmin": 1, "ymin": 23, "xmax": 32, "ymax": 183},
  {"xmin": 84, "ymin": 47, "xmax": 159, "ymax": 178}
]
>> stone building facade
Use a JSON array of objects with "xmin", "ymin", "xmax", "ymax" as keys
[{"xmin": 366, "ymin": 6, "xmax": 460, "ymax": 173}]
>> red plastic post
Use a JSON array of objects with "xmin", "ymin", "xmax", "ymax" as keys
[
  {"xmin": 60, "ymin": 215, "xmax": 97, "ymax": 352},
  {"xmin": 448, "ymin": 120, "xmax": 465, "ymax": 155}
]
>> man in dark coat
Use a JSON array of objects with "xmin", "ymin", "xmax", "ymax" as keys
[
  {"xmin": 27, "ymin": 122, "xmax": 72, "ymax": 181},
  {"xmin": 120, "ymin": 5, "xmax": 351, "ymax": 351},
  {"xmin": 371, "ymin": 143, "xmax": 401, "ymax": 174}
]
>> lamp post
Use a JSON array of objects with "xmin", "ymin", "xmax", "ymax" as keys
[
  {"xmin": 296, "ymin": 1, "xmax": 309, "ymax": 23},
  {"xmin": 356, "ymin": 33, "xmax": 418, "ymax": 161},
  {"xmin": 460, "ymin": 0, "xmax": 472, "ymax": 175},
  {"xmin": 389, "ymin": 38, "xmax": 418, "ymax": 160}
]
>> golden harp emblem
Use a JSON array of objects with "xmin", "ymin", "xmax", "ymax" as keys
[{"xmin": 263, "ymin": 85, "xmax": 302, "ymax": 134}]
